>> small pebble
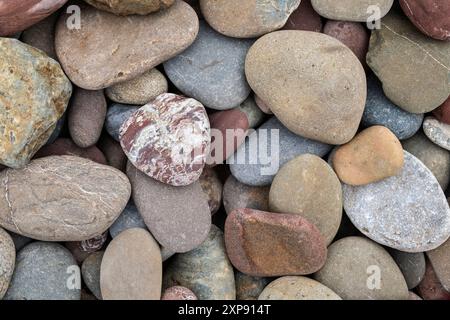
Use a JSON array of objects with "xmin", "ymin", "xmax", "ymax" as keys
[
  {"xmin": 388, "ymin": 249, "xmax": 426, "ymax": 289},
  {"xmin": 423, "ymin": 116, "xmax": 450, "ymax": 151},
  {"xmin": 105, "ymin": 104, "xmax": 139, "ymax": 142},
  {"xmin": 235, "ymin": 272, "xmax": 269, "ymax": 300},
  {"xmin": 282, "ymin": 0, "xmax": 323, "ymax": 32},
  {"xmin": 311, "ymin": 0, "xmax": 393, "ymax": 22},
  {"xmin": 417, "ymin": 260, "xmax": 450, "ymax": 300},
  {"xmin": 82, "ymin": 251, "xmax": 104, "ymax": 300},
  {"xmin": 84, "ymin": 0, "xmax": 175, "ymax": 15},
  {"xmin": 162, "ymin": 286, "xmax": 198, "ymax": 300}
]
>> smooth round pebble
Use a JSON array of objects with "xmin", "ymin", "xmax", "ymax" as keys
[
  {"xmin": 282, "ymin": 0, "xmax": 323, "ymax": 32},
  {"xmin": 311, "ymin": 0, "xmax": 393, "ymax": 22},
  {"xmin": 162, "ymin": 286, "xmax": 198, "ymax": 300},
  {"xmin": 427, "ymin": 237, "xmax": 450, "ymax": 292},
  {"xmin": 82, "ymin": 251, "xmax": 104, "ymax": 300},
  {"xmin": 423, "ymin": 116, "xmax": 450, "ymax": 151}
]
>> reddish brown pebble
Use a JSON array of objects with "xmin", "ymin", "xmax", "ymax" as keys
[
  {"xmin": 34, "ymin": 138, "xmax": 107, "ymax": 165},
  {"xmin": 432, "ymin": 96, "xmax": 450, "ymax": 124},
  {"xmin": 0, "ymin": 0, "xmax": 67, "ymax": 36},
  {"xmin": 224, "ymin": 208, "xmax": 327, "ymax": 277},
  {"xmin": 417, "ymin": 261, "xmax": 450, "ymax": 300},
  {"xmin": 162, "ymin": 286, "xmax": 198, "ymax": 300},
  {"xmin": 282, "ymin": 0, "xmax": 323, "ymax": 32}
]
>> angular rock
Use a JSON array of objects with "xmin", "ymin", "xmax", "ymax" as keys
[
  {"xmin": 82, "ymin": 251, "xmax": 104, "ymax": 300},
  {"xmin": 423, "ymin": 116, "xmax": 450, "ymax": 151},
  {"xmin": 84, "ymin": 0, "xmax": 174, "ymax": 15},
  {"xmin": 311, "ymin": 0, "xmax": 393, "ymax": 22},
  {"xmin": 0, "ymin": 227, "xmax": 15, "ymax": 299}
]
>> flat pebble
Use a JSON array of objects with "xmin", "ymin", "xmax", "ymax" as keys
[
  {"xmin": 82, "ymin": 251, "xmax": 104, "ymax": 300},
  {"xmin": 423, "ymin": 116, "xmax": 450, "ymax": 151},
  {"xmin": 105, "ymin": 104, "xmax": 139, "ymax": 142},
  {"xmin": 311, "ymin": 0, "xmax": 393, "ymax": 22},
  {"xmin": 109, "ymin": 203, "xmax": 147, "ymax": 238},
  {"xmin": 0, "ymin": 228, "xmax": 15, "ymax": 299}
]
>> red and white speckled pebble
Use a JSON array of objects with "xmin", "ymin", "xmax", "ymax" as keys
[{"xmin": 119, "ymin": 93, "xmax": 210, "ymax": 186}]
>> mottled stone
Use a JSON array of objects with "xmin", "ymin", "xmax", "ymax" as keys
[
  {"xmin": 82, "ymin": 251, "xmax": 104, "ymax": 300},
  {"xmin": 427, "ymin": 238, "xmax": 450, "ymax": 292},
  {"xmin": 101, "ymin": 228, "xmax": 162, "ymax": 300},
  {"xmin": 120, "ymin": 94, "xmax": 210, "ymax": 187},
  {"xmin": 400, "ymin": 0, "xmax": 450, "ymax": 41},
  {"xmin": 164, "ymin": 21, "xmax": 253, "ymax": 110},
  {"xmin": 109, "ymin": 203, "xmax": 147, "ymax": 238},
  {"xmin": 105, "ymin": 104, "xmax": 139, "ymax": 142},
  {"xmin": 235, "ymin": 272, "xmax": 269, "ymax": 300},
  {"xmin": 403, "ymin": 131, "xmax": 450, "ymax": 190},
  {"xmin": 84, "ymin": 0, "xmax": 174, "ymax": 15},
  {"xmin": 78, "ymin": 232, "xmax": 108, "ymax": 253},
  {"xmin": 200, "ymin": 0, "xmax": 301, "ymax": 38},
  {"xmin": 21, "ymin": 12, "xmax": 58, "ymax": 59},
  {"xmin": 162, "ymin": 286, "xmax": 198, "ymax": 300},
  {"xmin": 333, "ymin": 126, "xmax": 404, "ymax": 185},
  {"xmin": 417, "ymin": 261, "xmax": 450, "ymax": 300},
  {"xmin": 389, "ymin": 249, "xmax": 426, "ymax": 289},
  {"xmin": 0, "ymin": 156, "xmax": 131, "ymax": 241},
  {"xmin": 0, "ymin": 38, "xmax": 72, "ymax": 168},
  {"xmin": 230, "ymin": 117, "xmax": 331, "ymax": 186},
  {"xmin": 270, "ymin": 154, "xmax": 342, "ymax": 245},
  {"xmin": 4, "ymin": 242, "xmax": 80, "ymax": 300},
  {"xmin": 245, "ymin": 31, "xmax": 366, "ymax": 144},
  {"xmin": 0, "ymin": 0, "xmax": 67, "ymax": 36},
  {"xmin": 0, "ymin": 227, "xmax": 15, "ymax": 299},
  {"xmin": 343, "ymin": 151, "xmax": 450, "ymax": 252},
  {"xmin": 199, "ymin": 167, "xmax": 222, "ymax": 215},
  {"xmin": 223, "ymin": 175, "xmax": 270, "ymax": 215},
  {"xmin": 367, "ymin": 12, "xmax": 450, "ymax": 113},
  {"xmin": 362, "ymin": 75, "xmax": 424, "ymax": 140},
  {"xmin": 225, "ymin": 208, "xmax": 327, "ymax": 277},
  {"xmin": 282, "ymin": 0, "xmax": 323, "ymax": 32},
  {"xmin": 423, "ymin": 117, "xmax": 450, "ymax": 151},
  {"xmin": 98, "ymin": 135, "xmax": 127, "ymax": 171},
  {"xmin": 259, "ymin": 276, "xmax": 342, "ymax": 300},
  {"xmin": 68, "ymin": 88, "xmax": 107, "ymax": 148},
  {"xmin": 433, "ymin": 96, "xmax": 450, "ymax": 125},
  {"xmin": 105, "ymin": 68, "xmax": 168, "ymax": 105},
  {"xmin": 163, "ymin": 225, "xmax": 236, "ymax": 300},
  {"xmin": 127, "ymin": 162, "xmax": 211, "ymax": 253},
  {"xmin": 314, "ymin": 237, "xmax": 409, "ymax": 300},
  {"xmin": 311, "ymin": 0, "xmax": 393, "ymax": 22},
  {"xmin": 55, "ymin": 1, "xmax": 198, "ymax": 90}
]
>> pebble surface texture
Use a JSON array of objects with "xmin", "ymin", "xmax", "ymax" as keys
[
  {"xmin": 81, "ymin": 251, "xmax": 104, "ymax": 300},
  {"xmin": 109, "ymin": 203, "xmax": 147, "ymax": 238},
  {"xmin": 367, "ymin": 12, "xmax": 450, "ymax": 114},
  {"xmin": 100, "ymin": 228, "xmax": 162, "ymax": 300},
  {"xmin": 84, "ymin": 0, "xmax": 175, "ymax": 15},
  {"xmin": 4, "ymin": 242, "xmax": 80, "ymax": 300},
  {"xmin": 0, "ymin": 156, "xmax": 131, "ymax": 241},
  {"xmin": 315, "ymin": 237, "xmax": 409, "ymax": 300},
  {"xmin": 120, "ymin": 93, "xmax": 210, "ymax": 187},
  {"xmin": 163, "ymin": 225, "xmax": 236, "ymax": 300},
  {"xmin": 245, "ymin": 30, "xmax": 366, "ymax": 144},
  {"xmin": 343, "ymin": 151, "xmax": 450, "ymax": 252},
  {"xmin": 311, "ymin": 0, "xmax": 394, "ymax": 22},
  {"xmin": 0, "ymin": 38, "xmax": 72, "ymax": 168},
  {"xmin": 0, "ymin": 0, "xmax": 68, "ymax": 36},
  {"xmin": 55, "ymin": 1, "xmax": 199, "ymax": 90},
  {"xmin": 200, "ymin": 0, "xmax": 301, "ymax": 38},
  {"xmin": 423, "ymin": 116, "xmax": 450, "ymax": 151},
  {"xmin": 400, "ymin": 0, "xmax": 450, "ymax": 41},
  {"xmin": 164, "ymin": 21, "xmax": 253, "ymax": 111},
  {"xmin": 162, "ymin": 286, "xmax": 198, "ymax": 300},
  {"xmin": 0, "ymin": 227, "xmax": 15, "ymax": 299},
  {"xmin": 225, "ymin": 208, "xmax": 327, "ymax": 277},
  {"xmin": 427, "ymin": 238, "xmax": 450, "ymax": 291},
  {"xmin": 106, "ymin": 104, "xmax": 139, "ymax": 142},
  {"xmin": 258, "ymin": 276, "xmax": 341, "ymax": 300}
]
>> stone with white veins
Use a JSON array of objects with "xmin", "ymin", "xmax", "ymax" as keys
[
  {"xmin": 120, "ymin": 93, "xmax": 210, "ymax": 186},
  {"xmin": 343, "ymin": 151, "xmax": 450, "ymax": 252},
  {"xmin": 423, "ymin": 116, "xmax": 450, "ymax": 151}
]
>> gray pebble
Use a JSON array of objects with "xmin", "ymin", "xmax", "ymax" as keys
[
  {"xmin": 388, "ymin": 249, "xmax": 426, "ymax": 289},
  {"xmin": 105, "ymin": 103, "xmax": 139, "ymax": 141},
  {"xmin": 109, "ymin": 203, "xmax": 147, "ymax": 238},
  {"xmin": 81, "ymin": 251, "xmax": 104, "ymax": 300}
]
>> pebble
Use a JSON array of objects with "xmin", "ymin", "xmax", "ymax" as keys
[
  {"xmin": 163, "ymin": 225, "xmax": 236, "ymax": 300},
  {"xmin": 109, "ymin": 203, "xmax": 147, "ymax": 238},
  {"xmin": 164, "ymin": 21, "xmax": 253, "ymax": 110},
  {"xmin": 402, "ymin": 131, "xmax": 450, "ymax": 191},
  {"xmin": 199, "ymin": 167, "xmax": 223, "ymax": 215},
  {"xmin": 78, "ymin": 232, "xmax": 108, "ymax": 253},
  {"xmin": 311, "ymin": 0, "xmax": 394, "ymax": 22},
  {"xmin": 7, "ymin": 232, "xmax": 32, "ymax": 252},
  {"xmin": 409, "ymin": 291, "xmax": 422, "ymax": 300},
  {"xmin": 98, "ymin": 135, "xmax": 127, "ymax": 171},
  {"xmin": 362, "ymin": 75, "xmax": 424, "ymax": 140},
  {"xmin": 366, "ymin": 12, "xmax": 450, "ymax": 113},
  {"xmin": 388, "ymin": 249, "xmax": 426, "ymax": 289},
  {"xmin": 423, "ymin": 116, "xmax": 450, "ymax": 151},
  {"xmin": 0, "ymin": 228, "xmax": 15, "ymax": 299},
  {"xmin": 120, "ymin": 94, "xmax": 210, "ymax": 186},
  {"xmin": 258, "ymin": 276, "xmax": 342, "ymax": 300},
  {"xmin": 127, "ymin": 162, "xmax": 211, "ymax": 253},
  {"xmin": 105, "ymin": 68, "xmax": 168, "ymax": 105},
  {"xmin": 269, "ymin": 154, "xmax": 342, "ymax": 245},
  {"xmin": 162, "ymin": 286, "xmax": 198, "ymax": 300},
  {"xmin": 84, "ymin": 0, "xmax": 175, "ymax": 15},
  {"xmin": 68, "ymin": 88, "xmax": 107, "ymax": 148},
  {"xmin": 223, "ymin": 175, "xmax": 270, "ymax": 215},
  {"xmin": 105, "ymin": 104, "xmax": 139, "ymax": 142},
  {"xmin": 314, "ymin": 236, "xmax": 409, "ymax": 300},
  {"xmin": 245, "ymin": 30, "xmax": 366, "ymax": 144},
  {"xmin": 4, "ymin": 242, "xmax": 80, "ymax": 300},
  {"xmin": 333, "ymin": 126, "xmax": 404, "ymax": 186},
  {"xmin": 400, "ymin": 0, "xmax": 450, "ymax": 41},
  {"xmin": 0, "ymin": 0, "xmax": 67, "ymax": 36},
  {"xmin": 433, "ymin": 96, "xmax": 450, "ymax": 125},
  {"xmin": 82, "ymin": 251, "xmax": 104, "ymax": 300},
  {"xmin": 230, "ymin": 117, "xmax": 331, "ymax": 186},
  {"xmin": 238, "ymin": 96, "xmax": 265, "ymax": 129},
  {"xmin": 282, "ymin": 0, "xmax": 323, "ymax": 32},
  {"xmin": 35, "ymin": 138, "xmax": 107, "ymax": 165},
  {"xmin": 235, "ymin": 272, "xmax": 269, "ymax": 300},
  {"xmin": 343, "ymin": 151, "xmax": 450, "ymax": 252},
  {"xmin": 55, "ymin": 1, "xmax": 198, "ymax": 90},
  {"xmin": 0, "ymin": 38, "xmax": 72, "ymax": 168},
  {"xmin": 225, "ymin": 208, "xmax": 327, "ymax": 277},
  {"xmin": 427, "ymin": 237, "xmax": 450, "ymax": 292},
  {"xmin": 21, "ymin": 12, "xmax": 58, "ymax": 59},
  {"xmin": 417, "ymin": 260, "xmax": 450, "ymax": 300},
  {"xmin": 101, "ymin": 228, "xmax": 162, "ymax": 300},
  {"xmin": 0, "ymin": 156, "xmax": 130, "ymax": 241},
  {"xmin": 200, "ymin": 0, "xmax": 301, "ymax": 38},
  {"xmin": 254, "ymin": 95, "xmax": 272, "ymax": 114}
]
